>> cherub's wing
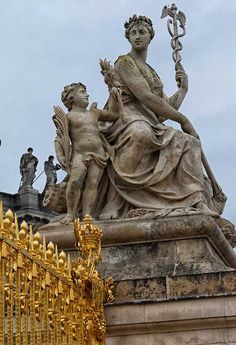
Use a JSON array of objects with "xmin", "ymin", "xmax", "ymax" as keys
[{"xmin": 52, "ymin": 105, "xmax": 71, "ymax": 173}]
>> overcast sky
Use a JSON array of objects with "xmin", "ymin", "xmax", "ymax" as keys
[{"xmin": 0, "ymin": 0, "xmax": 235, "ymax": 224}]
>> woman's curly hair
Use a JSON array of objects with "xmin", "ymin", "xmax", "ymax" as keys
[{"xmin": 124, "ymin": 15, "xmax": 155, "ymax": 40}]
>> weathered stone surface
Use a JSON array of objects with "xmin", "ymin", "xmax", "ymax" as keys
[
  {"xmin": 105, "ymin": 296, "xmax": 236, "ymax": 344},
  {"xmin": 102, "ymin": 242, "xmax": 177, "ymax": 280},
  {"xmin": 216, "ymin": 217, "xmax": 236, "ymax": 247},
  {"xmin": 101, "ymin": 238, "xmax": 232, "ymax": 283},
  {"xmin": 39, "ymin": 214, "xmax": 236, "ymax": 304},
  {"xmin": 106, "ymin": 271, "xmax": 236, "ymax": 303},
  {"xmin": 113, "ymin": 278, "xmax": 167, "ymax": 302},
  {"xmin": 167, "ymin": 271, "xmax": 236, "ymax": 299}
]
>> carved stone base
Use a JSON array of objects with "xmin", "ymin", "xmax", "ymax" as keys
[
  {"xmin": 39, "ymin": 214, "xmax": 236, "ymax": 343},
  {"xmin": 39, "ymin": 214, "xmax": 236, "ymax": 302}
]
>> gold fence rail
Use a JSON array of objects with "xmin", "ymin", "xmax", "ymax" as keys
[{"xmin": 0, "ymin": 201, "xmax": 114, "ymax": 345}]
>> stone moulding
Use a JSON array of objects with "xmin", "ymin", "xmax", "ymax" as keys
[
  {"xmin": 104, "ymin": 295, "xmax": 236, "ymax": 339},
  {"xmin": 39, "ymin": 214, "xmax": 236, "ymax": 269}
]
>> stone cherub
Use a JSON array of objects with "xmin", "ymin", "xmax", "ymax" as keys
[{"xmin": 52, "ymin": 79, "xmax": 121, "ymax": 224}]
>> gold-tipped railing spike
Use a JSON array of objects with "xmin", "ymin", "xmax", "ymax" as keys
[
  {"xmin": 67, "ymin": 253, "xmax": 72, "ymax": 280},
  {"xmin": 0, "ymin": 221, "xmax": 5, "ymax": 345},
  {"xmin": 73, "ymin": 218, "xmax": 80, "ymax": 246},
  {"xmin": 43, "ymin": 235, "xmax": 47, "ymax": 261},
  {"xmin": 46, "ymin": 241, "xmax": 55, "ymax": 267},
  {"xmin": 55, "ymin": 244, "xmax": 59, "ymax": 270},
  {"xmin": 58, "ymin": 251, "xmax": 67, "ymax": 275},
  {"xmin": 14, "ymin": 213, "xmax": 20, "ymax": 243},
  {"xmin": 19, "ymin": 220, "xmax": 28, "ymax": 249},
  {"xmin": 0, "ymin": 201, "xmax": 3, "ymax": 231},
  {"xmin": 0, "ymin": 202, "xmax": 114, "ymax": 344},
  {"xmin": 33, "ymin": 232, "xmax": 41, "ymax": 257},
  {"xmin": 3, "ymin": 209, "xmax": 14, "ymax": 239},
  {"xmin": 29, "ymin": 224, "xmax": 34, "ymax": 252}
]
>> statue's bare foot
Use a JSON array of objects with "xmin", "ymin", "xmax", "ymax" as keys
[
  {"xmin": 49, "ymin": 213, "xmax": 67, "ymax": 223},
  {"xmin": 99, "ymin": 210, "xmax": 119, "ymax": 220},
  {"xmin": 195, "ymin": 201, "xmax": 220, "ymax": 218},
  {"xmin": 60, "ymin": 213, "xmax": 74, "ymax": 224}
]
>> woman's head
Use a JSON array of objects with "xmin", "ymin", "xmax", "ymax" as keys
[{"xmin": 124, "ymin": 15, "xmax": 155, "ymax": 41}]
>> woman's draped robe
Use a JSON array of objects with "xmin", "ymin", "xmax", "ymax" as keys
[{"xmin": 97, "ymin": 54, "xmax": 205, "ymax": 217}]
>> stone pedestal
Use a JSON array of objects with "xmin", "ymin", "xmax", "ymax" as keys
[
  {"xmin": 39, "ymin": 213, "xmax": 236, "ymax": 344},
  {"xmin": 0, "ymin": 189, "xmax": 56, "ymax": 228}
]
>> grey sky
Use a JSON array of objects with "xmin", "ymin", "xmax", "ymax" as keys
[{"xmin": 0, "ymin": 0, "xmax": 235, "ymax": 224}]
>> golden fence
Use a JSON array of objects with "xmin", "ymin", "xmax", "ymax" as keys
[{"xmin": 0, "ymin": 201, "xmax": 114, "ymax": 345}]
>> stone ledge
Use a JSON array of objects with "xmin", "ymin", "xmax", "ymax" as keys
[
  {"xmin": 106, "ymin": 316, "xmax": 236, "ymax": 336},
  {"xmin": 105, "ymin": 295, "xmax": 236, "ymax": 343},
  {"xmin": 39, "ymin": 214, "xmax": 236, "ymax": 269}
]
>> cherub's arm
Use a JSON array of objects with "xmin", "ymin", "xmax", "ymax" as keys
[{"xmin": 91, "ymin": 105, "xmax": 120, "ymax": 122}]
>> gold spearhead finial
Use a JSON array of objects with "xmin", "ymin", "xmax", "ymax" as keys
[
  {"xmin": 0, "ymin": 200, "xmax": 3, "ymax": 230},
  {"xmin": 67, "ymin": 253, "xmax": 71, "ymax": 278},
  {"xmin": 19, "ymin": 220, "xmax": 28, "ymax": 247},
  {"xmin": 29, "ymin": 225, "xmax": 34, "ymax": 251},
  {"xmin": 55, "ymin": 244, "xmax": 59, "ymax": 269},
  {"xmin": 14, "ymin": 213, "xmax": 19, "ymax": 240},
  {"xmin": 43, "ymin": 236, "xmax": 47, "ymax": 261},
  {"xmin": 46, "ymin": 241, "xmax": 55, "ymax": 267},
  {"xmin": 4, "ymin": 209, "xmax": 14, "ymax": 238},
  {"xmin": 59, "ymin": 251, "xmax": 66, "ymax": 273},
  {"xmin": 73, "ymin": 218, "xmax": 80, "ymax": 247},
  {"xmin": 5, "ymin": 209, "xmax": 14, "ymax": 223},
  {"xmin": 33, "ymin": 232, "xmax": 41, "ymax": 254}
]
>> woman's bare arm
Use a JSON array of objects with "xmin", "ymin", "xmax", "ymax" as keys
[
  {"xmin": 168, "ymin": 70, "xmax": 188, "ymax": 110},
  {"xmin": 117, "ymin": 57, "xmax": 197, "ymax": 136}
]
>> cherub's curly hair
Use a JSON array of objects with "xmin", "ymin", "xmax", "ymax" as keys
[
  {"xmin": 124, "ymin": 15, "xmax": 155, "ymax": 40},
  {"xmin": 61, "ymin": 82, "xmax": 86, "ymax": 111}
]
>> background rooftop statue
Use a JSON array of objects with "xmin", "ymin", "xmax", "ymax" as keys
[
  {"xmin": 42, "ymin": 155, "xmax": 60, "ymax": 195},
  {"xmin": 18, "ymin": 147, "xmax": 38, "ymax": 192}
]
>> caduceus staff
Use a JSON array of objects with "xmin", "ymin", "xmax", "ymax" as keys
[
  {"xmin": 161, "ymin": 3, "xmax": 186, "ymax": 83},
  {"xmin": 161, "ymin": 3, "xmax": 227, "ymax": 213}
]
